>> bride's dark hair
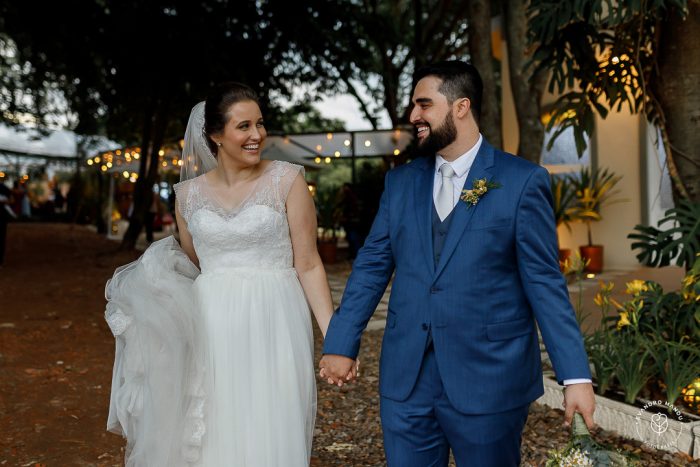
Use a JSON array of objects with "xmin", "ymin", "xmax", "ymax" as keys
[{"xmin": 204, "ymin": 82, "xmax": 260, "ymax": 155}]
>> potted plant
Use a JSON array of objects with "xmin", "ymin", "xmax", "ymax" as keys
[
  {"xmin": 551, "ymin": 174, "xmax": 578, "ymax": 268},
  {"xmin": 568, "ymin": 167, "xmax": 624, "ymax": 273},
  {"xmin": 316, "ymin": 187, "xmax": 341, "ymax": 264}
]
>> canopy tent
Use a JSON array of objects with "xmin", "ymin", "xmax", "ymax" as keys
[
  {"xmin": 86, "ymin": 127, "xmax": 415, "ymax": 182},
  {"xmin": 0, "ymin": 123, "xmax": 116, "ymax": 182}
]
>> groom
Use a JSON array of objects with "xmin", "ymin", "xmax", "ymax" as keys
[{"xmin": 320, "ymin": 60, "xmax": 595, "ymax": 466}]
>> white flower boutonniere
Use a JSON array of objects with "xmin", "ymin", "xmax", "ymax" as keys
[{"xmin": 460, "ymin": 178, "xmax": 501, "ymax": 208}]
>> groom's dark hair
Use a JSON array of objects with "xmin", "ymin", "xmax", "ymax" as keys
[{"xmin": 414, "ymin": 61, "xmax": 483, "ymax": 126}]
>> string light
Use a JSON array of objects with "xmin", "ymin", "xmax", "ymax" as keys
[
  {"xmin": 393, "ymin": 149, "xmax": 400, "ymax": 156},
  {"xmin": 87, "ymin": 160, "xmax": 94, "ymax": 165},
  {"xmin": 364, "ymin": 140, "xmax": 371, "ymax": 147},
  {"xmin": 158, "ymin": 149, "xmax": 165, "ymax": 156},
  {"xmin": 324, "ymin": 157, "xmax": 331, "ymax": 164},
  {"xmin": 334, "ymin": 151, "xmax": 341, "ymax": 157},
  {"xmin": 326, "ymin": 133, "xmax": 333, "ymax": 140},
  {"xmin": 343, "ymin": 139, "xmax": 351, "ymax": 147},
  {"xmin": 314, "ymin": 157, "xmax": 321, "ymax": 164},
  {"xmin": 316, "ymin": 144, "xmax": 322, "ymax": 151}
]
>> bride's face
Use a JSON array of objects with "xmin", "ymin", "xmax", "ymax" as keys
[{"xmin": 215, "ymin": 100, "xmax": 266, "ymax": 167}]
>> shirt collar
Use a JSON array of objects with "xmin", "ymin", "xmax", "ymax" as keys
[{"xmin": 434, "ymin": 133, "xmax": 483, "ymax": 178}]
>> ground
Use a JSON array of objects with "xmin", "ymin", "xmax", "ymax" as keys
[{"xmin": 0, "ymin": 224, "xmax": 697, "ymax": 466}]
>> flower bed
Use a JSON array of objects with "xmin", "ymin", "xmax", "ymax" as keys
[{"xmin": 551, "ymin": 254, "xmax": 700, "ymax": 459}]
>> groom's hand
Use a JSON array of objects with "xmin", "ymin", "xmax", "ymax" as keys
[
  {"xmin": 562, "ymin": 383, "xmax": 596, "ymax": 430},
  {"xmin": 319, "ymin": 354, "xmax": 356, "ymax": 387}
]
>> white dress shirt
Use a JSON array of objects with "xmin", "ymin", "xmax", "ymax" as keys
[
  {"xmin": 431, "ymin": 134, "xmax": 591, "ymax": 387},
  {"xmin": 432, "ymin": 134, "xmax": 483, "ymax": 214}
]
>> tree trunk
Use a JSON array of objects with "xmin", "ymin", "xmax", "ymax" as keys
[
  {"xmin": 467, "ymin": 0, "xmax": 502, "ymax": 149},
  {"xmin": 503, "ymin": 0, "xmax": 546, "ymax": 163},
  {"xmin": 120, "ymin": 100, "xmax": 168, "ymax": 250},
  {"xmin": 653, "ymin": 0, "xmax": 700, "ymax": 203}
]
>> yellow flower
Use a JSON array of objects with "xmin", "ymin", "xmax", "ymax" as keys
[
  {"xmin": 593, "ymin": 292, "xmax": 606, "ymax": 307},
  {"xmin": 625, "ymin": 280, "xmax": 648, "ymax": 296},
  {"xmin": 610, "ymin": 297, "xmax": 625, "ymax": 311},
  {"xmin": 617, "ymin": 311, "xmax": 631, "ymax": 330}
]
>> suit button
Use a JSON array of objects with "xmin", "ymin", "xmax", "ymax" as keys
[
  {"xmin": 430, "ymin": 287, "xmax": 439, "ymax": 294},
  {"xmin": 421, "ymin": 323, "xmax": 429, "ymax": 330}
]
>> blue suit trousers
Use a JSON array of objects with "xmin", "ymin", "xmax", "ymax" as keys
[{"xmin": 380, "ymin": 344, "xmax": 529, "ymax": 467}]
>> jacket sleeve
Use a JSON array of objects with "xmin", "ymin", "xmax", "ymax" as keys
[
  {"xmin": 515, "ymin": 167, "xmax": 592, "ymax": 383},
  {"xmin": 322, "ymin": 172, "xmax": 396, "ymax": 358}
]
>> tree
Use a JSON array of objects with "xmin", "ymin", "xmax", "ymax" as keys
[
  {"xmin": 268, "ymin": 0, "xmax": 481, "ymax": 130},
  {"xmin": 468, "ymin": 0, "xmax": 503, "ymax": 148},
  {"xmin": 528, "ymin": 0, "xmax": 699, "ymax": 202},
  {"xmin": 267, "ymin": 102, "xmax": 346, "ymax": 134},
  {"xmin": 0, "ymin": 0, "xmax": 318, "ymax": 249},
  {"xmin": 503, "ymin": 0, "xmax": 547, "ymax": 162}
]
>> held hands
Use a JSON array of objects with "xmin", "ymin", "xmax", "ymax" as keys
[
  {"xmin": 562, "ymin": 382, "xmax": 596, "ymax": 430},
  {"xmin": 319, "ymin": 354, "xmax": 360, "ymax": 387}
]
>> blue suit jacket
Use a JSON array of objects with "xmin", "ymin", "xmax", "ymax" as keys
[{"xmin": 323, "ymin": 140, "xmax": 591, "ymax": 414}]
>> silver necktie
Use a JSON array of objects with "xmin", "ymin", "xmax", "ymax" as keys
[{"xmin": 436, "ymin": 163, "xmax": 456, "ymax": 221}]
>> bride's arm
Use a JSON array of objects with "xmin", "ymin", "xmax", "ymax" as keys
[
  {"xmin": 175, "ymin": 207, "xmax": 200, "ymax": 268},
  {"xmin": 287, "ymin": 174, "xmax": 334, "ymax": 337}
]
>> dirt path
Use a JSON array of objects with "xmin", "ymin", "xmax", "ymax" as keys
[{"xmin": 1, "ymin": 224, "xmax": 139, "ymax": 466}]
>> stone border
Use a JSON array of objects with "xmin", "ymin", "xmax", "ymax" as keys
[{"xmin": 537, "ymin": 376, "xmax": 700, "ymax": 459}]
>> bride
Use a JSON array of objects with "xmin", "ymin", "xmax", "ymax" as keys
[{"xmin": 104, "ymin": 82, "xmax": 351, "ymax": 466}]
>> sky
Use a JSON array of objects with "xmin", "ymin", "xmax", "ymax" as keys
[{"xmin": 314, "ymin": 93, "xmax": 392, "ymax": 130}]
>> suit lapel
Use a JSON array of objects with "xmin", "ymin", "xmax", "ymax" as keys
[
  {"xmin": 412, "ymin": 157, "xmax": 435, "ymax": 273},
  {"xmin": 433, "ymin": 141, "xmax": 495, "ymax": 281}
]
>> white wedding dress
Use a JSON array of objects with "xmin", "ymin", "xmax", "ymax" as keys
[{"xmin": 105, "ymin": 160, "xmax": 316, "ymax": 467}]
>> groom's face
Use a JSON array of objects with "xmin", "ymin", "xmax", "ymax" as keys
[{"xmin": 410, "ymin": 76, "xmax": 457, "ymax": 157}]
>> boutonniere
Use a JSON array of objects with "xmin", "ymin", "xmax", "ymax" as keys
[{"xmin": 460, "ymin": 178, "xmax": 501, "ymax": 208}]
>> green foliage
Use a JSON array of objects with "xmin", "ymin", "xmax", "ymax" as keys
[
  {"xmin": 528, "ymin": 0, "xmax": 689, "ymax": 157},
  {"xmin": 267, "ymin": 0, "xmax": 471, "ymax": 126},
  {"xmin": 583, "ymin": 256, "xmax": 700, "ymax": 408},
  {"xmin": 644, "ymin": 337, "xmax": 700, "ymax": 407},
  {"xmin": 628, "ymin": 200, "xmax": 700, "ymax": 270},
  {"xmin": 611, "ymin": 332, "xmax": 654, "ymax": 404}
]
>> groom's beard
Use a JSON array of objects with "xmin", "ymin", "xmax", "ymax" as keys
[{"xmin": 414, "ymin": 111, "xmax": 457, "ymax": 158}]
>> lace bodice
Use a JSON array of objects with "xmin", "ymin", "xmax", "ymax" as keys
[{"xmin": 174, "ymin": 160, "xmax": 304, "ymax": 273}]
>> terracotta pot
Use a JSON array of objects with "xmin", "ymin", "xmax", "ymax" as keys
[
  {"xmin": 558, "ymin": 248, "xmax": 572, "ymax": 272},
  {"xmin": 317, "ymin": 240, "xmax": 337, "ymax": 264},
  {"xmin": 579, "ymin": 245, "xmax": 604, "ymax": 273}
]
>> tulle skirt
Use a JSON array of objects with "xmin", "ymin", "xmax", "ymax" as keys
[
  {"xmin": 105, "ymin": 237, "xmax": 316, "ymax": 467},
  {"xmin": 196, "ymin": 267, "xmax": 315, "ymax": 466}
]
